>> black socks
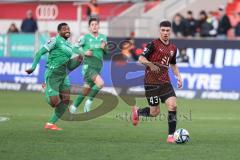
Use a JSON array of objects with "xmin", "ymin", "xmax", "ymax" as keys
[
  {"xmin": 168, "ymin": 111, "xmax": 177, "ymax": 135},
  {"xmin": 137, "ymin": 107, "xmax": 150, "ymax": 117},
  {"xmin": 137, "ymin": 107, "xmax": 177, "ymax": 135}
]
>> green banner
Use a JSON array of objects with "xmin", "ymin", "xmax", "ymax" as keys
[
  {"xmin": 8, "ymin": 33, "xmax": 35, "ymax": 57},
  {"xmin": 0, "ymin": 34, "xmax": 6, "ymax": 57}
]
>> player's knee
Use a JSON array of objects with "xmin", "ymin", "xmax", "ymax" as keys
[
  {"xmin": 151, "ymin": 111, "xmax": 160, "ymax": 117},
  {"xmin": 168, "ymin": 100, "xmax": 176, "ymax": 106},
  {"xmin": 62, "ymin": 100, "xmax": 70, "ymax": 105},
  {"xmin": 166, "ymin": 100, "xmax": 177, "ymax": 109},
  {"xmin": 94, "ymin": 75, "xmax": 104, "ymax": 89},
  {"xmin": 50, "ymin": 101, "xmax": 58, "ymax": 108},
  {"xmin": 82, "ymin": 86, "xmax": 91, "ymax": 96},
  {"xmin": 150, "ymin": 107, "xmax": 160, "ymax": 117},
  {"xmin": 168, "ymin": 105, "xmax": 177, "ymax": 111},
  {"xmin": 60, "ymin": 91, "xmax": 70, "ymax": 105},
  {"xmin": 82, "ymin": 90, "xmax": 89, "ymax": 96},
  {"xmin": 61, "ymin": 96, "xmax": 70, "ymax": 105},
  {"xmin": 96, "ymin": 81, "xmax": 104, "ymax": 89},
  {"xmin": 49, "ymin": 97, "xmax": 60, "ymax": 108}
]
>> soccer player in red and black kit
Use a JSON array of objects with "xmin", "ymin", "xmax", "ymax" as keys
[{"xmin": 131, "ymin": 20, "xmax": 183, "ymax": 143}]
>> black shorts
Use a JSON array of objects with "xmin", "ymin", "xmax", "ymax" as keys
[{"xmin": 144, "ymin": 83, "xmax": 176, "ymax": 106}]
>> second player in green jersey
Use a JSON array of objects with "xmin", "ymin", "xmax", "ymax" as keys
[{"xmin": 70, "ymin": 17, "xmax": 107, "ymax": 113}]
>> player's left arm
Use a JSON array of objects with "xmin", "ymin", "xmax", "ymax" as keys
[
  {"xmin": 170, "ymin": 48, "xmax": 182, "ymax": 89},
  {"xmin": 101, "ymin": 35, "xmax": 108, "ymax": 54},
  {"xmin": 171, "ymin": 64, "xmax": 182, "ymax": 89},
  {"xmin": 26, "ymin": 47, "xmax": 48, "ymax": 74},
  {"xmin": 26, "ymin": 37, "xmax": 56, "ymax": 74}
]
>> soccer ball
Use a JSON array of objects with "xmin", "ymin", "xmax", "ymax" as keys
[{"xmin": 173, "ymin": 128, "xmax": 190, "ymax": 144}]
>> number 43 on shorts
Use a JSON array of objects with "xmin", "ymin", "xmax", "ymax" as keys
[{"xmin": 149, "ymin": 96, "xmax": 159, "ymax": 106}]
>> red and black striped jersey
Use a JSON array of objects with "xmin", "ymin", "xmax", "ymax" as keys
[{"xmin": 141, "ymin": 39, "xmax": 177, "ymax": 84}]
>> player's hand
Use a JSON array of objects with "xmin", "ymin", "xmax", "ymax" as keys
[
  {"xmin": 101, "ymin": 41, "xmax": 106, "ymax": 50},
  {"xmin": 149, "ymin": 63, "xmax": 160, "ymax": 72},
  {"xmin": 85, "ymin": 50, "xmax": 92, "ymax": 56},
  {"xmin": 177, "ymin": 74, "xmax": 183, "ymax": 89},
  {"xmin": 25, "ymin": 68, "xmax": 34, "ymax": 74},
  {"xmin": 74, "ymin": 55, "xmax": 83, "ymax": 63}
]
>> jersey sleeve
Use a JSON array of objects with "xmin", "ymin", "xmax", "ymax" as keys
[
  {"xmin": 31, "ymin": 47, "xmax": 48, "ymax": 70},
  {"xmin": 102, "ymin": 35, "xmax": 108, "ymax": 54},
  {"xmin": 72, "ymin": 35, "xmax": 86, "ymax": 55},
  {"xmin": 43, "ymin": 37, "xmax": 56, "ymax": 51},
  {"xmin": 170, "ymin": 46, "xmax": 177, "ymax": 65},
  {"xmin": 77, "ymin": 35, "xmax": 85, "ymax": 47},
  {"xmin": 72, "ymin": 43, "xmax": 84, "ymax": 55},
  {"xmin": 141, "ymin": 41, "xmax": 154, "ymax": 59}
]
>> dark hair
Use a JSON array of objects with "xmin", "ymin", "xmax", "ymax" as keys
[
  {"xmin": 187, "ymin": 10, "xmax": 193, "ymax": 15},
  {"xmin": 88, "ymin": 17, "xmax": 99, "ymax": 26},
  {"xmin": 199, "ymin": 10, "xmax": 207, "ymax": 16},
  {"xmin": 57, "ymin": 23, "xmax": 68, "ymax": 31},
  {"xmin": 159, "ymin": 20, "xmax": 172, "ymax": 28}
]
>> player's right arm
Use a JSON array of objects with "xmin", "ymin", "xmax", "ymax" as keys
[
  {"xmin": 100, "ymin": 35, "xmax": 108, "ymax": 54},
  {"xmin": 138, "ymin": 42, "xmax": 160, "ymax": 72},
  {"xmin": 26, "ymin": 38, "xmax": 56, "ymax": 74}
]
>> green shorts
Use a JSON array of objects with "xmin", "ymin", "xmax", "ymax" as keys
[
  {"xmin": 82, "ymin": 64, "xmax": 101, "ymax": 87},
  {"xmin": 45, "ymin": 67, "xmax": 70, "ymax": 97}
]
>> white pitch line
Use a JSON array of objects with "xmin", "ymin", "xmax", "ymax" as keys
[{"xmin": 0, "ymin": 116, "xmax": 10, "ymax": 122}]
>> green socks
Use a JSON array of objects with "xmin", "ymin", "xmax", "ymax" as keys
[
  {"xmin": 48, "ymin": 85, "xmax": 102, "ymax": 123},
  {"xmin": 88, "ymin": 85, "xmax": 101, "ymax": 100},
  {"xmin": 73, "ymin": 85, "xmax": 101, "ymax": 108},
  {"xmin": 49, "ymin": 102, "xmax": 68, "ymax": 124},
  {"xmin": 83, "ymin": 85, "xmax": 101, "ymax": 112},
  {"xmin": 73, "ymin": 92, "xmax": 85, "ymax": 108}
]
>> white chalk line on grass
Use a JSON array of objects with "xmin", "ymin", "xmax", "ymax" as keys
[{"xmin": 0, "ymin": 116, "xmax": 10, "ymax": 122}]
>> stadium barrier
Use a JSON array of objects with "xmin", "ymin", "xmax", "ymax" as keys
[
  {"xmin": 0, "ymin": 35, "xmax": 239, "ymax": 100},
  {"xmin": 0, "ymin": 58, "xmax": 239, "ymax": 100},
  {"xmin": 0, "ymin": 33, "xmax": 49, "ymax": 57}
]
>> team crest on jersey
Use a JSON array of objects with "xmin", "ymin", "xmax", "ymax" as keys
[
  {"xmin": 48, "ymin": 37, "xmax": 55, "ymax": 44},
  {"xmin": 143, "ymin": 47, "xmax": 149, "ymax": 55}
]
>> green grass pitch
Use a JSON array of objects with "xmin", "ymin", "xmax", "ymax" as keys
[{"xmin": 0, "ymin": 91, "xmax": 240, "ymax": 160}]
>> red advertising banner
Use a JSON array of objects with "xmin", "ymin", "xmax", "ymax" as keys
[
  {"xmin": 0, "ymin": 3, "xmax": 77, "ymax": 20},
  {"xmin": 0, "ymin": 2, "xmax": 131, "ymax": 21}
]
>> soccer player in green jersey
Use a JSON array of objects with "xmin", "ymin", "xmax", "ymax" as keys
[
  {"xmin": 26, "ymin": 23, "xmax": 82, "ymax": 130},
  {"xmin": 69, "ymin": 17, "xmax": 107, "ymax": 113}
]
